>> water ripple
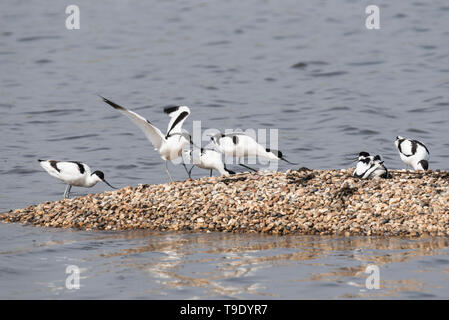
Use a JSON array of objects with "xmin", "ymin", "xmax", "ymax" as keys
[
  {"xmin": 22, "ymin": 109, "xmax": 84, "ymax": 116},
  {"xmin": 17, "ymin": 35, "xmax": 61, "ymax": 42},
  {"xmin": 311, "ymin": 71, "xmax": 348, "ymax": 77},
  {"xmin": 47, "ymin": 134, "xmax": 99, "ymax": 142}
]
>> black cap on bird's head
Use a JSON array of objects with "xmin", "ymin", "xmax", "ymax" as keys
[
  {"xmin": 266, "ymin": 148, "xmax": 298, "ymax": 165},
  {"xmin": 92, "ymin": 170, "xmax": 104, "ymax": 180},
  {"xmin": 358, "ymin": 151, "xmax": 370, "ymax": 158},
  {"xmin": 266, "ymin": 148, "xmax": 283, "ymax": 159},
  {"xmin": 418, "ymin": 160, "xmax": 429, "ymax": 171},
  {"xmin": 163, "ymin": 105, "xmax": 181, "ymax": 114},
  {"xmin": 373, "ymin": 155, "xmax": 382, "ymax": 161},
  {"xmin": 92, "ymin": 171, "xmax": 117, "ymax": 189},
  {"xmin": 209, "ymin": 132, "xmax": 225, "ymax": 142},
  {"xmin": 351, "ymin": 151, "xmax": 369, "ymax": 163}
]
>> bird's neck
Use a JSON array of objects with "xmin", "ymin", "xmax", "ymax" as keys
[{"xmin": 85, "ymin": 175, "xmax": 100, "ymax": 187}]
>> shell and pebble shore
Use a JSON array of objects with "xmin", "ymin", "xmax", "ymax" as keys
[{"xmin": 1, "ymin": 168, "xmax": 449, "ymax": 237}]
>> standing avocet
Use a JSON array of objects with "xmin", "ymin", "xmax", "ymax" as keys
[
  {"xmin": 38, "ymin": 159, "xmax": 116, "ymax": 198},
  {"xmin": 101, "ymin": 97, "xmax": 191, "ymax": 182},
  {"xmin": 210, "ymin": 132, "xmax": 296, "ymax": 171},
  {"xmin": 395, "ymin": 136, "xmax": 430, "ymax": 171}
]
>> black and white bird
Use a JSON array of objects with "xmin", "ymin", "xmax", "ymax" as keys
[
  {"xmin": 352, "ymin": 151, "xmax": 373, "ymax": 178},
  {"xmin": 353, "ymin": 152, "xmax": 390, "ymax": 179},
  {"xmin": 38, "ymin": 160, "xmax": 116, "ymax": 199},
  {"xmin": 182, "ymin": 148, "xmax": 235, "ymax": 177},
  {"xmin": 101, "ymin": 97, "xmax": 191, "ymax": 181},
  {"xmin": 210, "ymin": 132, "xmax": 296, "ymax": 171},
  {"xmin": 363, "ymin": 155, "xmax": 390, "ymax": 179},
  {"xmin": 395, "ymin": 136, "xmax": 430, "ymax": 171}
]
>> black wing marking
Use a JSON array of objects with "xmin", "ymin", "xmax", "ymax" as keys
[
  {"xmin": 364, "ymin": 162, "xmax": 379, "ymax": 179},
  {"xmin": 354, "ymin": 160, "xmax": 375, "ymax": 179},
  {"xmin": 69, "ymin": 161, "xmax": 85, "ymax": 174},
  {"xmin": 223, "ymin": 132, "xmax": 248, "ymax": 137},
  {"xmin": 411, "ymin": 140, "xmax": 418, "ymax": 155},
  {"xmin": 165, "ymin": 111, "xmax": 189, "ymax": 139},
  {"xmin": 49, "ymin": 160, "xmax": 61, "ymax": 173},
  {"xmin": 397, "ymin": 138, "xmax": 414, "ymax": 156},
  {"xmin": 413, "ymin": 140, "xmax": 430, "ymax": 155},
  {"xmin": 397, "ymin": 138, "xmax": 404, "ymax": 154},
  {"xmin": 362, "ymin": 158, "xmax": 371, "ymax": 164},
  {"xmin": 101, "ymin": 96, "xmax": 126, "ymax": 111}
]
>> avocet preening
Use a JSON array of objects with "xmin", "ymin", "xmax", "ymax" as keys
[
  {"xmin": 353, "ymin": 153, "xmax": 390, "ymax": 179},
  {"xmin": 210, "ymin": 132, "xmax": 296, "ymax": 171},
  {"xmin": 363, "ymin": 155, "xmax": 390, "ymax": 179},
  {"xmin": 182, "ymin": 148, "xmax": 235, "ymax": 177},
  {"xmin": 38, "ymin": 160, "xmax": 116, "ymax": 198},
  {"xmin": 395, "ymin": 136, "xmax": 430, "ymax": 171},
  {"xmin": 101, "ymin": 97, "xmax": 191, "ymax": 181}
]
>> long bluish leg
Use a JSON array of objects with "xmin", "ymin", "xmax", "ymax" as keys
[
  {"xmin": 182, "ymin": 163, "xmax": 191, "ymax": 179},
  {"xmin": 165, "ymin": 160, "xmax": 174, "ymax": 182},
  {"xmin": 188, "ymin": 165, "xmax": 194, "ymax": 179},
  {"xmin": 210, "ymin": 169, "xmax": 213, "ymax": 177},
  {"xmin": 64, "ymin": 185, "xmax": 72, "ymax": 199}
]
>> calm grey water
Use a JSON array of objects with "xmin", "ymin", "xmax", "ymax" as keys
[
  {"xmin": 2, "ymin": 223, "xmax": 449, "ymax": 299},
  {"xmin": 1, "ymin": 0, "xmax": 449, "ymax": 299}
]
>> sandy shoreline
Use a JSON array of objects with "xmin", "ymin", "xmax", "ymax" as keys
[{"xmin": 1, "ymin": 169, "xmax": 449, "ymax": 237}]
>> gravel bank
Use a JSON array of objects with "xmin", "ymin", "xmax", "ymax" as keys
[{"xmin": 1, "ymin": 169, "xmax": 449, "ymax": 237}]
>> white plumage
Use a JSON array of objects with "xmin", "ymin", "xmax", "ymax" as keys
[
  {"xmin": 210, "ymin": 132, "xmax": 295, "ymax": 171},
  {"xmin": 210, "ymin": 133, "xmax": 275, "ymax": 159},
  {"xmin": 395, "ymin": 136, "xmax": 430, "ymax": 170},
  {"xmin": 182, "ymin": 148, "xmax": 234, "ymax": 177},
  {"xmin": 38, "ymin": 160, "xmax": 115, "ymax": 198},
  {"xmin": 353, "ymin": 152, "xmax": 389, "ymax": 179},
  {"xmin": 353, "ymin": 152, "xmax": 372, "ymax": 178},
  {"xmin": 362, "ymin": 155, "xmax": 389, "ymax": 179},
  {"xmin": 101, "ymin": 97, "xmax": 191, "ymax": 181}
]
